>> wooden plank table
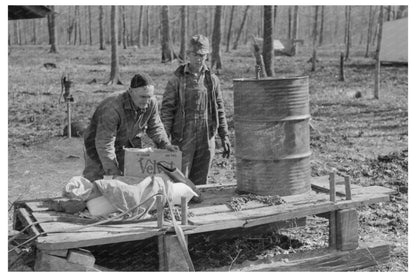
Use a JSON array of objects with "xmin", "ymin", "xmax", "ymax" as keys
[{"xmin": 13, "ymin": 175, "xmax": 396, "ymax": 271}]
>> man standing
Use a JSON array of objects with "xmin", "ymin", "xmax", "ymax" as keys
[
  {"xmin": 161, "ymin": 34, "xmax": 231, "ymax": 185},
  {"xmin": 83, "ymin": 72, "xmax": 178, "ymax": 181}
]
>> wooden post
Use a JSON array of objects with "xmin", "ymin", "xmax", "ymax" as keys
[
  {"xmin": 339, "ymin": 52, "xmax": 345, "ymax": 81},
  {"xmin": 344, "ymin": 176, "xmax": 352, "ymax": 200},
  {"xmin": 328, "ymin": 172, "xmax": 337, "ymax": 248},
  {"xmin": 181, "ymin": 196, "xmax": 188, "ymax": 244},
  {"xmin": 336, "ymin": 208, "xmax": 359, "ymax": 250},
  {"xmin": 163, "ymin": 235, "xmax": 190, "ymax": 271},
  {"xmin": 156, "ymin": 191, "xmax": 166, "ymax": 271},
  {"xmin": 66, "ymin": 101, "xmax": 72, "ymax": 138},
  {"xmin": 181, "ymin": 196, "xmax": 188, "ymax": 225}
]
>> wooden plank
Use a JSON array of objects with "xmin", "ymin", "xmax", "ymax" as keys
[
  {"xmin": 164, "ymin": 235, "xmax": 190, "ymax": 271},
  {"xmin": 312, "ymin": 175, "xmax": 395, "ymax": 197},
  {"xmin": 328, "ymin": 173, "xmax": 337, "ymax": 248},
  {"xmin": 36, "ymin": 228, "xmax": 164, "ymax": 251},
  {"xmin": 32, "ymin": 211, "xmax": 99, "ymax": 224},
  {"xmin": 189, "ymin": 193, "xmax": 390, "ymax": 228},
  {"xmin": 197, "ymin": 182, "xmax": 236, "ymax": 189},
  {"xmin": 34, "ymin": 250, "xmax": 99, "ymax": 271},
  {"xmin": 43, "ymin": 249, "xmax": 68, "ymax": 258},
  {"xmin": 67, "ymin": 249, "xmax": 95, "ymax": 267},
  {"xmin": 158, "ymin": 236, "xmax": 166, "ymax": 271},
  {"xmin": 190, "ymin": 191, "xmax": 320, "ymax": 217},
  {"xmin": 16, "ymin": 208, "xmax": 42, "ymax": 236},
  {"xmin": 185, "ymin": 220, "xmax": 246, "ymax": 235},
  {"xmin": 336, "ymin": 209, "xmax": 359, "ymax": 251},
  {"xmin": 344, "ymin": 176, "xmax": 352, "ymax": 200},
  {"xmin": 209, "ymin": 241, "xmax": 390, "ymax": 271}
]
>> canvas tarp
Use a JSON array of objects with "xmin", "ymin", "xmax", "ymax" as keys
[{"xmin": 380, "ymin": 17, "xmax": 408, "ymax": 63}]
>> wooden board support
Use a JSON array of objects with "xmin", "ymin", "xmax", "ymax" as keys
[
  {"xmin": 34, "ymin": 250, "xmax": 98, "ymax": 271},
  {"xmin": 162, "ymin": 235, "xmax": 190, "ymax": 271},
  {"xmin": 336, "ymin": 208, "xmax": 359, "ymax": 251},
  {"xmin": 209, "ymin": 241, "xmax": 390, "ymax": 271}
]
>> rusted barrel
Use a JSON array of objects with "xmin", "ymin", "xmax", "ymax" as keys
[{"xmin": 233, "ymin": 76, "xmax": 311, "ymax": 196}]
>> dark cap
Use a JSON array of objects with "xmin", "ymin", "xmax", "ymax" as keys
[
  {"xmin": 188, "ymin": 34, "xmax": 210, "ymax": 55},
  {"xmin": 130, "ymin": 72, "xmax": 154, "ymax": 88}
]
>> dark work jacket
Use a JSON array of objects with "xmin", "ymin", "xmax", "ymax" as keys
[
  {"xmin": 161, "ymin": 64, "xmax": 229, "ymax": 142},
  {"xmin": 83, "ymin": 91, "xmax": 169, "ymax": 176}
]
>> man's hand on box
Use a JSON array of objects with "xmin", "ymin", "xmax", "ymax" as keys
[{"xmin": 165, "ymin": 144, "xmax": 180, "ymax": 152}]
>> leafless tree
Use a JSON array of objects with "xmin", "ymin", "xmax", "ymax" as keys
[
  {"xmin": 99, "ymin": 6, "xmax": 105, "ymax": 50},
  {"xmin": 160, "ymin": 6, "xmax": 176, "ymax": 63},
  {"xmin": 311, "ymin": 6, "xmax": 319, "ymax": 72},
  {"xmin": 180, "ymin": 6, "xmax": 187, "ymax": 62},
  {"xmin": 287, "ymin": 6, "xmax": 292, "ymax": 40},
  {"xmin": 226, "ymin": 6, "xmax": 235, "ymax": 52},
  {"xmin": 106, "ymin": 6, "xmax": 122, "ymax": 85},
  {"xmin": 137, "ymin": 6, "xmax": 143, "ymax": 48},
  {"xmin": 292, "ymin": 6, "xmax": 299, "ymax": 55},
  {"xmin": 88, "ymin": 6, "xmax": 92, "ymax": 45},
  {"xmin": 374, "ymin": 5, "xmax": 384, "ymax": 99},
  {"xmin": 48, "ymin": 6, "xmax": 58, "ymax": 53},
  {"xmin": 121, "ymin": 6, "xmax": 127, "ymax": 49},
  {"xmin": 211, "ymin": 6, "xmax": 223, "ymax": 71},
  {"xmin": 32, "ymin": 19, "xmax": 37, "ymax": 44},
  {"xmin": 232, "ymin": 6, "xmax": 250, "ymax": 50},
  {"xmin": 319, "ymin": 6, "xmax": 325, "ymax": 46},
  {"xmin": 345, "ymin": 6, "xmax": 352, "ymax": 60},
  {"xmin": 263, "ymin": 6, "xmax": 274, "ymax": 77},
  {"xmin": 365, "ymin": 6, "xmax": 374, "ymax": 58}
]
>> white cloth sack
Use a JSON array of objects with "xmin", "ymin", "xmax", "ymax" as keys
[{"xmin": 62, "ymin": 176, "xmax": 101, "ymax": 201}]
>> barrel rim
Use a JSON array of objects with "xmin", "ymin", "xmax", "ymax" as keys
[{"xmin": 233, "ymin": 76, "xmax": 309, "ymax": 82}]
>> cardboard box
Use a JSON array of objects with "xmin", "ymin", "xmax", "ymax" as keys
[{"xmin": 124, "ymin": 148, "xmax": 182, "ymax": 178}]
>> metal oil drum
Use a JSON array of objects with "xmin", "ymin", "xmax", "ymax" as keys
[{"xmin": 233, "ymin": 76, "xmax": 311, "ymax": 196}]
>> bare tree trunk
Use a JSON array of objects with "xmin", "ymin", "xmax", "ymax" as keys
[
  {"xmin": 319, "ymin": 6, "xmax": 325, "ymax": 46},
  {"xmin": 78, "ymin": 6, "xmax": 82, "ymax": 45},
  {"xmin": 137, "ymin": 6, "xmax": 143, "ymax": 47},
  {"xmin": 32, "ymin": 19, "xmax": 37, "ymax": 44},
  {"xmin": 193, "ymin": 7, "xmax": 199, "ymax": 35},
  {"xmin": 73, "ymin": 6, "xmax": 78, "ymax": 45},
  {"xmin": 311, "ymin": 6, "xmax": 319, "ymax": 72},
  {"xmin": 88, "ymin": 6, "xmax": 92, "ymax": 45},
  {"xmin": 226, "ymin": 6, "xmax": 235, "ymax": 52},
  {"xmin": 122, "ymin": 6, "xmax": 127, "ymax": 49},
  {"xmin": 180, "ymin": 6, "xmax": 187, "ymax": 62},
  {"xmin": 292, "ymin": 6, "xmax": 299, "ymax": 55},
  {"xmin": 145, "ymin": 6, "xmax": 150, "ymax": 46},
  {"xmin": 374, "ymin": 5, "xmax": 384, "ymax": 100},
  {"xmin": 339, "ymin": 52, "xmax": 345, "ymax": 81},
  {"xmin": 345, "ymin": 6, "xmax": 352, "ymax": 61},
  {"xmin": 211, "ymin": 6, "xmax": 223, "ymax": 71},
  {"xmin": 48, "ymin": 6, "xmax": 58, "ymax": 53},
  {"xmin": 106, "ymin": 6, "xmax": 122, "ymax": 85},
  {"xmin": 233, "ymin": 6, "xmax": 250, "ymax": 50},
  {"xmin": 160, "ymin": 6, "xmax": 175, "ymax": 63},
  {"xmin": 365, "ymin": 6, "xmax": 373, "ymax": 58},
  {"xmin": 47, "ymin": 9, "xmax": 52, "ymax": 45},
  {"xmin": 343, "ymin": 6, "xmax": 348, "ymax": 44},
  {"xmin": 273, "ymin": 6, "xmax": 278, "ymax": 30},
  {"xmin": 387, "ymin": 6, "xmax": 391, "ymax": 21},
  {"xmin": 287, "ymin": 6, "xmax": 292, "ymax": 40},
  {"xmin": 99, "ymin": 6, "xmax": 105, "ymax": 50},
  {"xmin": 263, "ymin": 6, "xmax": 274, "ymax": 77},
  {"xmin": 396, "ymin": 5, "xmax": 406, "ymax": 19}
]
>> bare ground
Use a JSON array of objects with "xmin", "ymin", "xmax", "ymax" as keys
[{"xmin": 8, "ymin": 44, "xmax": 408, "ymax": 271}]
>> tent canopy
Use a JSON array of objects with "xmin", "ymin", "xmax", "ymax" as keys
[{"xmin": 8, "ymin": 5, "xmax": 52, "ymax": 20}]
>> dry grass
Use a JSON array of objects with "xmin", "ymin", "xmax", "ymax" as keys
[{"xmin": 8, "ymin": 42, "xmax": 407, "ymax": 271}]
